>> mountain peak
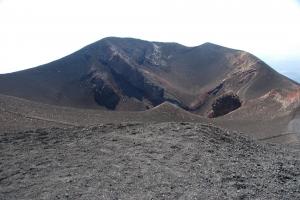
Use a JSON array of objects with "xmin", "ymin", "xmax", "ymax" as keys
[
  {"xmin": 198, "ymin": 42, "xmax": 231, "ymax": 50},
  {"xmin": 0, "ymin": 37, "xmax": 299, "ymax": 120}
]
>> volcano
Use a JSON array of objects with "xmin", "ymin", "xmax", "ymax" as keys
[
  {"xmin": 0, "ymin": 37, "xmax": 299, "ymax": 119},
  {"xmin": 1, "ymin": 37, "xmax": 300, "ymax": 199}
]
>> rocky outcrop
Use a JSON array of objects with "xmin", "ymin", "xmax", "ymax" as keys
[
  {"xmin": 89, "ymin": 76, "xmax": 120, "ymax": 110},
  {"xmin": 83, "ymin": 47, "xmax": 166, "ymax": 110},
  {"xmin": 106, "ymin": 54, "xmax": 165, "ymax": 106}
]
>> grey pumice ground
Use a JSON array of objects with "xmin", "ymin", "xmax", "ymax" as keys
[{"xmin": 1, "ymin": 122, "xmax": 299, "ymax": 199}]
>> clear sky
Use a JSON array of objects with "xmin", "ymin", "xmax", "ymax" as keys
[{"xmin": 0, "ymin": 0, "xmax": 300, "ymax": 82}]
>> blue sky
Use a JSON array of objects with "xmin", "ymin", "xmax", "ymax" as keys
[
  {"xmin": 0, "ymin": 0, "xmax": 299, "ymax": 83},
  {"xmin": 266, "ymin": 59, "xmax": 300, "ymax": 83}
]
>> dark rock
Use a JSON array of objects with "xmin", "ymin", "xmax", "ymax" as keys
[
  {"xmin": 211, "ymin": 93, "xmax": 242, "ymax": 117},
  {"xmin": 94, "ymin": 85, "xmax": 120, "ymax": 110},
  {"xmin": 90, "ymin": 76, "xmax": 120, "ymax": 110}
]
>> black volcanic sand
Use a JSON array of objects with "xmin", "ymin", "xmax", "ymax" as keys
[{"xmin": 1, "ymin": 122, "xmax": 299, "ymax": 199}]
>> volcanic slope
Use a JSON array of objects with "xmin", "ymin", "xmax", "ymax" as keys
[
  {"xmin": 0, "ymin": 93, "xmax": 299, "ymax": 145},
  {"xmin": 0, "ymin": 94, "xmax": 206, "ymax": 132},
  {"xmin": 1, "ymin": 122, "xmax": 299, "ymax": 199},
  {"xmin": 0, "ymin": 37, "xmax": 299, "ymax": 119}
]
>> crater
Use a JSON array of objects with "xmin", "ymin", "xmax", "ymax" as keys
[{"xmin": 210, "ymin": 93, "xmax": 242, "ymax": 118}]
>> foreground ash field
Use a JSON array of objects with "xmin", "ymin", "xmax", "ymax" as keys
[
  {"xmin": 1, "ymin": 123, "xmax": 299, "ymax": 199},
  {"xmin": 0, "ymin": 37, "xmax": 300, "ymax": 199}
]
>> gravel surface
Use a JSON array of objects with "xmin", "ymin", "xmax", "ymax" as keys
[{"xmin": 1, "ymin": 122, "xmax": 299, "ymax": 199}]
